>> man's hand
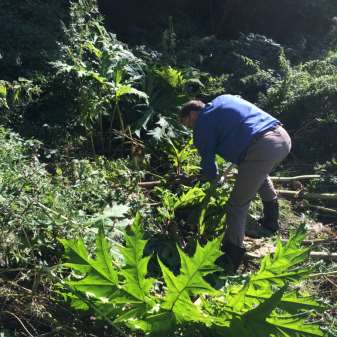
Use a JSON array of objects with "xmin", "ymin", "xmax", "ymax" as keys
[{"xmin": 218, "ymin": 164, "xmax": 235, "ymax": 186}]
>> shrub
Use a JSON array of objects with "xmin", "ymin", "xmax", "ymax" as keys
[
  {"xmin": 0, "ymin": 127, "xmax": 149, "ymax": 267},
  {"xmin": 265, "ymin": 50, "xmax": 337, "ymax": 162}
]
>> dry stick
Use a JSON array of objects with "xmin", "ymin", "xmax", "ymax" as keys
[
  {"xmin": 324, "ymin": 276, "xmax": 337, "ymax": 289},
  {"xmin": 281, "ymin": 238, "xmax": 337, "ymax": 245},
  {"xmin": 309, "ymin": 252, "xmax": 337, "ymax": 261},
  {"xmin": 34, "ymin": 201, "xmax": 77, "ymax": 225},
  {"xmin": 306, "ymin": 204, "xmax": 337, "ymax": 216},
  {"xmin": 310, "ymin": 270, "xmax": 337, "ymax": 278},
  {"xmin": 271, "ymin": 175, "xmax": 320, "ymax": 182},
  {"xmin": 138, "ymin": 173, "xmax": 322, "ymax": 188},
  {"xmin": 112, "ymin": 129, "xmax": 144, "ymax": 148},
  {"xmin": 246, "ymin": 251, "xmax": 337, "ymax": 261},
  {"xmin": 2, "ymin": 311, "xmax": 35, "ymax": 337},
  {"xmin": 276, "ymin": 189, "xmax": 337, "ymax": 201},
  {"xmin": 138, "ymin": 180, "xmax": 161, "ymax": 188}
]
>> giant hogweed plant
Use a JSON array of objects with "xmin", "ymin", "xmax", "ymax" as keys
[
  {"xmin": 138, "ymin": 66, "xmax": 203, "ymax": 140},
  {"xmin": 156, "ymin": 182, "xmax": 229, "ymax": 239},
  {"xmin": 59, "ymin": 216, "xmax": 326, "ymax": 337},
  {"xmin": 51, "ymin": 0, "xmax": 148, "ymax": 154}
]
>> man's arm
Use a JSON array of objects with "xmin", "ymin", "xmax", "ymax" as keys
[{"xmin": 194, "ymin": 124, "xmax": 218, "ymax": 182}]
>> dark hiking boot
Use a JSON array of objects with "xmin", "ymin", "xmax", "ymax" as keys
[
  {"xmin": 217, "ymin": 241, "xmax": 246, "ymax": 274},
  {"xmin": 260, "ymin": 199, "xmax": 279, "ymax": 233},
  {"xmin": 206, "ymin": 241, "xmax": 246, "ymax": 288}
]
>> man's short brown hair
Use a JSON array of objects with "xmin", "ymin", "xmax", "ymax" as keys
[{"xmin": 180, "ymin": 100, "xmax": 205, "ymax": 120}]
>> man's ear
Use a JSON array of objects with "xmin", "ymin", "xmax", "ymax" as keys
[{"xmin": 191, "ymin": 110, "xmax": 199, "ymax": 120}]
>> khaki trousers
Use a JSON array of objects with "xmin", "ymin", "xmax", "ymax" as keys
[{"xmin": 225, "ymin": 126, "xmax": 292, "ymax": 246}]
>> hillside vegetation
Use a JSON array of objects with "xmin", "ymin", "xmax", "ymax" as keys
[{"xmin": 0, "ymin": 1, "xmax": 336, "ymax": 336}]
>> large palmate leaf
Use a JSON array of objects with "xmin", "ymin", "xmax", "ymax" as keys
[
  {"xmin": 158, "ymin": 237, "xmax": 223, "ymax": 324},
  {"xmin": 251, "ymin": 224, "xmax": 311, "ymax": 288},
  {"xmin": 60, "ymin": 217, "xmax": 325, "ymax": 337},
  {"xmin": 227, "ymin": 288, "xmax": 324, "ymax": 337},
  {"xmin": 60, "ymin": 228, "xmax": 118, "ymax": 299},
  {"xmin": 226, "ymin": 224, "xmax": 312, "ymax": 313},
  {"xmin": 227, "ymin": 285, "xmax": 323, "ymax": 315},
  {"xmin": 243, "ymin": 288, "xmax": 323, "ymax": 337},
  {"xmin": 216, "ymin": 225, "xmax": 325, "ymax": 337},
  {"xmin": 117, "ymin": 213, "xmax": 155, "ymax": 304}
]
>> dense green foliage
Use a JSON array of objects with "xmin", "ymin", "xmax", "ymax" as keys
[
  {"xmin": 0, "ymin": 0, "xmax": 336, "ymax": 336},
  {"xmin": 0, "ymin": 127, "xmax": 149, "ymax": 268},
  {"xmin": 60, "ymin": 216, "xmax": 324, "ymax": 336},
  {"xmin": 265, "ymin": 51, "xmax": 337, "ymax": 161},
  {"xmin": 1, "ymin": 0, "xmax": 336, "ymax": 161}
]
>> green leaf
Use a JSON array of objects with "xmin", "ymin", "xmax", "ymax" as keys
[
  {"xmin": 158, "ymin": 237, "xmax": 222, "ymax": 323},
  {"xmin": 250, "ymin": 224, "xmax": 311, "ymax": 289},
  {"xmin": 174, "ymin": 186, "xmax": 205, "ymax": 209},
  {"xmin": 198, "ymin": 182, "xmax": 217, "ymax": 235},
  {"xmin": 84, "ymin": 41, "xmax": 103, "ymax": 58},
  {"xmin": 86, "ymin": 204, "xmax": 129, "ymax": 227},
  {"xmin": 118, "ymin": 214, "xmax": 155, "ymax": 304},
  {"xmin": 227, "ymin": 286, "xmax": 324, "ymax": 314},
  {"xmin": 0, "ymin": 83, "xmax": 7, "ymax": 97},
  {"xmin": 225, "ymin": 224, "xmax": 311, "ymax": 313},
  {"xmin": 155, "ymin": 66, "xmax": 184, "ymax": 89},
  {"xmin": 244, "ymin": 287, "xmax": 286, "ymax": 320},
  {"xmin": 89, "ymin": 71, "xmax": 106, "ymax": 84},
  {"xmin": 115, "ymin": 84, "xmax": 148, "ymax": 103},
  {"xmin": 104, "ymin": 203, "xmax": 130, "ymax": 218},
  {"xmin": 60, "ymin": 238, "xmax": 93, "ymax": 274},
  {"xmin": 60, "ymin": 215, "xmax": 325, "ymax": 336},
  {"xmin": 60, "ymin": 227, "xmax": 118, "ymax": 299},
  {"xmin": 227, "ymin": 288, "xmax": 325, "ymax": 337},
  {"xmin": 278, "ymin": 290, "xmax": 325, "ymax": 313},
  {"xmin": 266, "ymin": 315, "xmax": 325, "ymax": 336}
]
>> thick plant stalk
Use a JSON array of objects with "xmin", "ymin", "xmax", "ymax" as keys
[
  {"xmin": 99, "ymin": 113, "xmax": 105, "ymax": 152},
  {"xmin": 108, "ymin": 104, "xmax": 118, "ymax": 154},
  {"xmin": 116, "ymin": 104, "xmax": 125, "ymax": 132},
  {"xmin": 89, "ymin": 133, "xmax": 96, "ymax": 155}
]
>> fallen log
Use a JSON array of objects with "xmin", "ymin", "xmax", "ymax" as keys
[
  {"xmin": 138, "ymin": 175, "xmax": 322, "ymax": 188},
  {"xmin": 247, "ymin": 251, "xmax": 337, "ymax": 261},
  {"xmin": 138, "ymin": 180, "xmax": 161, "ymax": 188},
  {"xmin": 281, "ymin": 238, "xmax": 337, "ymax": 245},
  {"xmin": 307, "ymin": 204, "xmax": 337, "ymax": 216},
  {"xmin": 309, "ymin": 251, "xmax": 337, "ymax": 261},
  {"xmin": 277, "ymin": 189, "xmax": 337, "ymax": 201},
  {"xmin": 271, "ymin": 175, "xmax": 320, "ymax": 182}
]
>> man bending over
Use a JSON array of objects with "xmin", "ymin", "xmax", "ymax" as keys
[{"xmin": 180, "ymin": 94, "xmax": 291, "ymax": 271}]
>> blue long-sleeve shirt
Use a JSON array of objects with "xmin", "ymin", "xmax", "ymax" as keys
[{"xmin": 193, "ymin": 95, "xmax": 279, "ymax": 180}]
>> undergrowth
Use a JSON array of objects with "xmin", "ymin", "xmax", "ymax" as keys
[{"xmin": 60, "ymin": 215, "xmax": 327, "ymax": 337}]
